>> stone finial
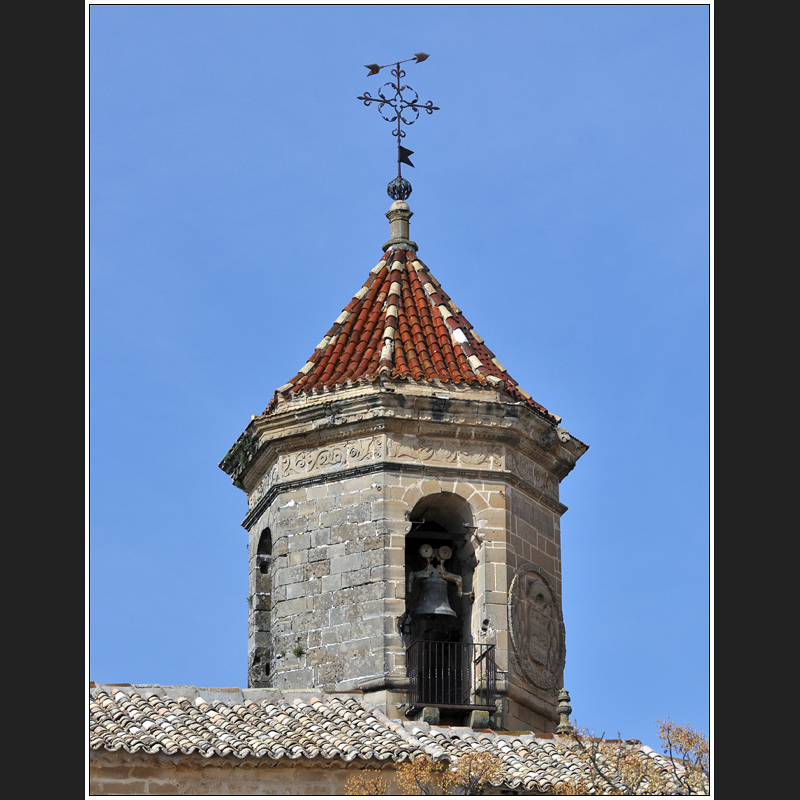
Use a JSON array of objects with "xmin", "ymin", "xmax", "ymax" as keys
[
  {"xmin": 419, "ymin": 706, "xmax": 440, "ymax": 725},
  {"xmin": 383, "ymin": 199, "xmax": 418, "ymax": 252},
  {"xmin": 556, "ymin": 688, "xmax": 573, "ymax": 734}
]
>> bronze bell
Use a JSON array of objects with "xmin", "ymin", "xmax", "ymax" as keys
[
  {"xmin": 408, "ymin": 544, "xmax": 463, "ymax": 618},
  {"xmin": 413, "ymin": 572, "xmax": 457, "ymax": 617}
]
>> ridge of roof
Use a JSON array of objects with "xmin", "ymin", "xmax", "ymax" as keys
[{"xmin": 265, "ymin": 247, "xmax": 556, "ymax": 421}]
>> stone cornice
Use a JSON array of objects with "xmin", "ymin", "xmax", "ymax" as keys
[{"xmin": 233, "ymin": 386, "xmax": 587, "ymax": 495}]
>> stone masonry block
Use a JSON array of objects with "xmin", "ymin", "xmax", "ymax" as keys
[
  {"xmin": 276, "ymin": 515, "xmax": 307, "ymax": 536},
  {"xmin": 529, "ymin": 551, "xmax": 555, "ymax": 578},
  {"xmin": 340, "ymin": 568, "xmax": 371, "ymax": 590},
  {"xmin": 384, "ymin": 597, "xmax": 405, "ymax": 616},
  {"xmin": 383, "ymin": 519, "xmax": 412, "ymax": 536},
  {"xmin": 382, "ymin": 482, "xmax": 406, "ymax": 501},
  {"xmin": 545, "ymin": 537, "xmax": 559, "ymax": 558},
  {"xmin": 319, "ymin": 508, "xmax": 352, "ymax": 529},
  {"xmin": 310, "ymin": 529, "xmax": 331, "ymax": 548},
  {"xmin": 278, "ymin": 488, "xmax": 308, "ymax": 505},
  {"xmin": 482, "ymin": 590, "xmax": 507, "ymax": 606},
  {"xmin": 314, "ymin": 495, "xmax": 339, "ymax": 513},
  {"xmin": 352, "ymin": 581, "xmax": 385, "ymax": 603},
  {"xmin": 479, "ymin": 508, "xmax": 506, "ymax": 529},
  {"xmin": 327, "ymin": 542, "xmax": 346, "ymax": 559},
  {"xmin": 373, "ymin": 499, "xmax": 405, "ymax": 522},
  {"xmin": 381, "ymin": 565, "xmax": 405, "ymax": 584},
  {"xmin": 485, "ymin": 490, "xmax": 507, "ymax": 509},
  {"xmin": 358, "ymin": 599, "xmax": 385, "ymax": 620},
  {"xmin": 253, "ymin": 629, "xmax": 272, "ymax": 646},
  {"xmin": 451, "ymin": 481, "xmax": 476, "ymax": 500},
  {"xmin": 282, "ymin": 597, "xmax": 311, "ymax": 616},
  {"xmin": 468, "ymin": 492, "xmax": 490, "ymax": 512},
  {"xmin": 308, "ymin": 546, "xmax": 328, "ymax": 563},
  {"xmin": 400, "ymin": 486, "xmax": 424, "ymax": 509},
  {"xmin": 273, "ymin": 564, "xmax": 304, "ymax": 587},
  {"xmin": 344, "ymin": 538, "xmax": 364, "ymax": 556},
  {"xmin": 330, "ymin": 603, "xmax": 359, "ymax": 626},
  {"xmin": 340, "ymin": 474, "xmax": 378, "ymax": 494},
  {"xmin": 363, "ymin": 549, "xmax": 384, "ymax": 569},
  {"xmin": 321, "ymin": 573, "xmax": 342, "ymax": 593},
  {"xmin": 305, "ymin": 484, "xmax": 328, "ymax": 500},
  {"xmin": 369, "ymin": 565, "xmax": 387, "ymax": 583},
  {"xmin": 305, "ymin": 647, "xmax": 327, "ymax": 666},
  {"xmin": 350, "ymin": 617, "xmax": 383, "ymax": 640},
  {"xmin": 479, "ymin": 526, "xmax": 506, "ymax": 544},
  {"xmin": 387, "ymin": 578, "xmax": 405, "ymax": 599},
  {"xmin": 307, "ymin": 560, "xmax": 330, "ymax": 579},
  {"xmin": 312, "ymin": 592, "xmax": 334, "ymax": 613},
  {"xmin": 483, "ymin": 602, "xmax": 507, "ymax": 630},
  {"xmin": 290, "ymin": 612, "xmax": 319, "ymax": 633},
  {"xmin": 275, "ymin": 666, "xmax": 314, "ymax": 688},
  {"xmin": 321, "ymin": 625, "xmax": 350, "ymax": 647},
  {"xmin": 386, "ymin": 547, "xmax": 405, "ymax": 567},
  {"xmin": 324, "ymin": 637, "xmax": 370, "ymax": 659},
  {"xmin": 271, "ymin": 584, "xmax": 287, "ymax": 603},
  {"xmin": 286, "ymin": 580, "xmax": 319, "ymax": 599},
  {"xmin": 330, "ymin": 524, "xmax": 359, "ymax": 544},
  {"xmin": 330, "ymin": 553, "xmax": 362, "ymax": 574},
  {"xmin": 296, "ymin": 500, "xmax": 317, "ymax": 517},
  {"xmin": 418, "ymin": 479, "xmax": 444, "ymax": 497}
]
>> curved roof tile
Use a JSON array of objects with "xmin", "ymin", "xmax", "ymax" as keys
[
  {"xmin": 90, "ymin": 685, "xmax": 699, "ymax": 794},
  {"xmin": 265, "ymin": 249, "xmax": 554, "ymax": 420}
]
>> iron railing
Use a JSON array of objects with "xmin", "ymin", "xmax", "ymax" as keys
[{"xmin": 407, "ymin": 641, "xmax": 496, "ymax": 713}]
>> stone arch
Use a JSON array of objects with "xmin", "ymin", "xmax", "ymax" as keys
[
  {"xmin": 404, "ymin": 492, "xmax": 478, "ymax": 646},
  {"xmin": 249, "ymin": 525, "xmax": 273, "ymax": 686},
  {"xmin": 257, "ymin": 527, "xmax": 272, "ymax": 564}
]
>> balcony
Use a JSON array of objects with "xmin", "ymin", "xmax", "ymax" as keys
[{"xmin": 407, "ymin": 641, "xmax": 497, "ymax": 714}]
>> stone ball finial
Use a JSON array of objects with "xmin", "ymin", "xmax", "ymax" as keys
[{"xmin": 556, "ymin": 688, "xmax": 573, "ymax": 734}]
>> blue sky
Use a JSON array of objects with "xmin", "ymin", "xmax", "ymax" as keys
[{"xmin": 89, "ymin": 4, "xmax": 710, "ymax": 744}]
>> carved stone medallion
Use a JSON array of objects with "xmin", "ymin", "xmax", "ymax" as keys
[{"xmin": 508, "ymin": 564, "xmax": 565, "ymax": 689}]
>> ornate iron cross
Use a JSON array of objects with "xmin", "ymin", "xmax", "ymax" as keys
[{"xmin": 358, "ymin": 53, "xmax": 440, "ymax": 200}]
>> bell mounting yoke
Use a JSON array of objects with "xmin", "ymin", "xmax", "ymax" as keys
[{"xmin": 407, "ymin": 544, "xmax": 464, "ymax": 597}]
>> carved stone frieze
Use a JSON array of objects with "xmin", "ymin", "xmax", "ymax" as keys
[
  {"xmin": 389, "ymin": 435, "xmax": 504, "ymax": 469},
  {"xmin": 506, "ymin": 450, "xmax": 558, "ymax": 499},
  {"xmin": 508, "ymin": 564, "xmax": 565, "ymax": 689},
  {"xmin": 248, "ymin": 435, "xmax": 385, "ymax": 508}
]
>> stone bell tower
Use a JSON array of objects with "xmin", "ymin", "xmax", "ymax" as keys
[{"xmin": 220, "ymin": 198, "xmax": 587, "ymax": 733}]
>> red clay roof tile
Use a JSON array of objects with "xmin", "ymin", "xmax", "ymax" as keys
[{"xmin": 264, "ymin": 249, "xmax": 554, "ymax": 419}]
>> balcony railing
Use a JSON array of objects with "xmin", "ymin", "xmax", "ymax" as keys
[{"xmin": 407, "ymin": 640, "xmax": 497, "ymax": 713}]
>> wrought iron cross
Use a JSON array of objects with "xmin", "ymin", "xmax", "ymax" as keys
[{"xmin": 358, "ymin": 53, "xmax": 440, "ymax": 200}]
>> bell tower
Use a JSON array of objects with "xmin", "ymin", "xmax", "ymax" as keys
[{"xmin": 219, "ymin": 56, "xmax": 587, "ymax": 732}]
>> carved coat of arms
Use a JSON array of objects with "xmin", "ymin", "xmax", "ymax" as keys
[{"xmin": 508, "ymin": 564, "xmax": 565, "ymax": 689}]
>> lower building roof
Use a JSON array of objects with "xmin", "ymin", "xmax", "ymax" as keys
[{"xmin": 89, "ymin": 683, "xmax": 693, "ymax": 794}]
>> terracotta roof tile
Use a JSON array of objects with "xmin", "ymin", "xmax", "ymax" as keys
[
  {"xmin": 264, "ymin": 249, "xmax": 555, "ymax": 419},
  {"xmin": 90, "ymin": 685, "xmax": 697, "ymax": 793}
]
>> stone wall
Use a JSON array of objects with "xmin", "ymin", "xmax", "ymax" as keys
[
  {"xmin": 249, "ymin": 469, "xmax": 405, "ymax": 691},
  {"xmin": 228, "ymin": 385, "xmax": 587, "ymax": 732},
  {"xmin": 90, "ymin": 749, "xmax": 398, "ymax": 796}
]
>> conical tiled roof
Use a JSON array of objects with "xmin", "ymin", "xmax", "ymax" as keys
[{"xmin": 266, "ymin": 212, "xmax": 555, "ymax": 420}]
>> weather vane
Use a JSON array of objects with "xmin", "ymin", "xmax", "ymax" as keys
[{"xmin": 358, "ymin": 53, "xmax": 440, "ymax": 201}]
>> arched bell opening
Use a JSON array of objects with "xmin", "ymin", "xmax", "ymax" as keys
[
  {"xmin": 404, "ymin": 493, "xmax": 477, "ymax": 646},
  {"xmin": 403, "ymin": 492, "xmax": 495, "ymax": 719},
  {"xmin": 249, "ymin": 526, "xmax": 273, "ymax": 687}
]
